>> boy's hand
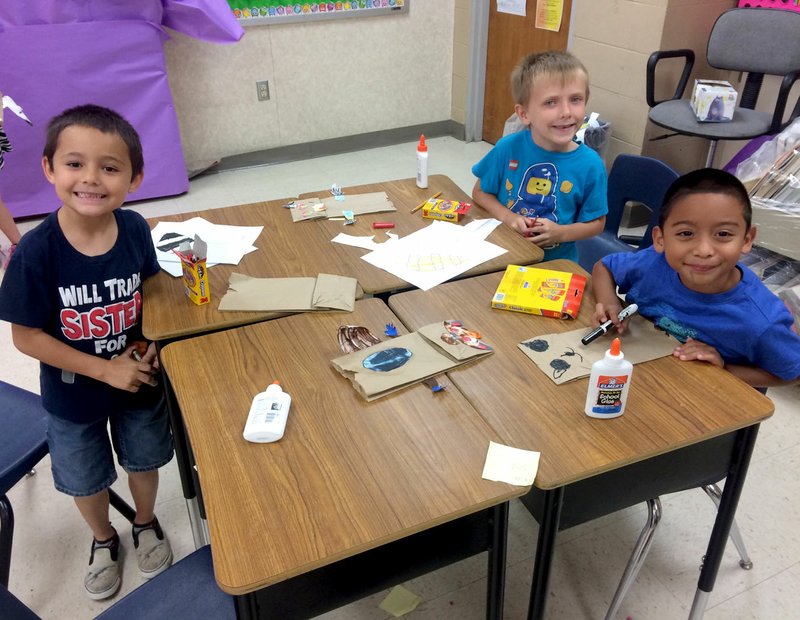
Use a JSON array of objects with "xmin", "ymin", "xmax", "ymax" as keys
[
  {"xmin": 527, "ymin": 218, "xmax": 560, "ymax": 246},
  {"xmin": 593, "ymin": 302, "xmax": 626, "ymax": 333},
  {"xmin": 503, "ymin": 211, "xmax": 537, "ymax": 238},
  {"xmin": 673, "ymin": 338, "xmax": 725, "ymax": 368},
  {"xmin": 141, "ymin": 341, "xmax": 160, "ymax": 371},
  {"xmin": 103, "ymin": 345, "xmax": 159, "ymax": 392}
]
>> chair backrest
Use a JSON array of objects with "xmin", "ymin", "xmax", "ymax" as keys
[
  {"xmin": 708, "ymin": 8, "xmax": 800, "ymax": 76},
  {"xmin": 604, "ymin": 154, "xmax": 679, "ymax": 247}
]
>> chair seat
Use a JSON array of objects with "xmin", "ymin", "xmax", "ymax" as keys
[
  {"xmin": 0, "ymin": 585, "xmax": 40, "ymax": 620},
  {"xmin": 95, "ymin": 545, "xmax": 235, "ymax": 620},
  {"xmin": 649, "ymin": 100, "xmax": 773, "ymax": 140},
  {"xmin": 0, "ymin": 383, "xmax": 48, "ymax": 495}
]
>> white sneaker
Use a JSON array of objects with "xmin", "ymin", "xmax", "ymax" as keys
[
  {"xmin": 85, "ymin": 533, "xmax": 121, "ymax": 600},
  {"xmin": 132, "ymin": 517, "xmax": 173, "ymax": 579}
]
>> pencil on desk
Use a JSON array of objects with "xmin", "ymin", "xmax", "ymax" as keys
[{"xmin": 411, "ymin": 191, "xmax": 442, "ymax": 213}]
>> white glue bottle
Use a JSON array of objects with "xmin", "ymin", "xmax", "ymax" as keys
[
  {"xmin": 243, "ymin": 380, "xmax": 292, "ymax": 443},
  {"xmin": 584, "ymin": 337, "xmax": 632, "ymax": 419},
  {"xmin": 416, "ymin": 134, "xmax": 428, "ymax": 189}
]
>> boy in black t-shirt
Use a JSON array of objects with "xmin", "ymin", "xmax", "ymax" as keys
[{"xmin": 0, "ymin": 105, "xmax": 173, "ymax": 600}]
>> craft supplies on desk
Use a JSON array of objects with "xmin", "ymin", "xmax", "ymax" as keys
[
  {"xmin": 416, "ymin": 134, "xmax": 428, "ymax": 188},
  {"xmin": 243, "ymin": 381, "xmax": 291, "ymax": 443},
  {"xmin": 174, "ymin": 236, "xmax": 209, "ymax": 305},
  {"xmin": 411, "ymin": 191, "xmax": 442, "ymax": 214},
  {"xmin": 422, "ymin": 198, "xmax": 471, "ymax": 222},
  {"xmin": 218, "ymin": 272, "xmax": 357, "ymax": 312},
  {"xmin": 491, "ymin": 265, "xmax": 586, "ymax": 319},
  {"xmin": 585, "ymin": 337, "xmax": 633, "ymax": 419}
]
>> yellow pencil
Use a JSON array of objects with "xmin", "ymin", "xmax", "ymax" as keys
[{"xmin": 411, "ymin": 191, "xmax": 442, "ymax": 214}]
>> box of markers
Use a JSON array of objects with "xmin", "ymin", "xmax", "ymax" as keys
[
  {"xmin": 491, "ymin": 265, "xmax": 586, "ymax": 319},
  {"xmin": 422, "ymin": 198, "xmax": 471, "ymax": 222}
]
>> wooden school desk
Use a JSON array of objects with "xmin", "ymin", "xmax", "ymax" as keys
[
  {"xmin": 388, "ymin": 260, "xmax": 775, "ymax": 620},
  {"xmin": 143, "ymin": 175, "xmax": 542, "ymax": 342},
  {"xmin": 160, "ymin": 298, "xmax": 525, "ymax": 620}
]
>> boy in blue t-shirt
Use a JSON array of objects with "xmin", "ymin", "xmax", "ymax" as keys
[
  {"xmin": 592, "ymin": 168, "xmax": 800, "ymax": 387},
  {"xmin": 0, "ymin": 105, "xmax": 173, "ymax": 599},
  {"xmin": 472, "ymin": 51, "xmax": 607, "ymax": 262}
]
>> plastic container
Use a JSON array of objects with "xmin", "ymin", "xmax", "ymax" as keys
[
  {"xmin": 416, "ymin": 134, "xmax": 428, "ymax": 189},
  {"xmin": 584, "ymin": 338, "xmax": 633, "ymax": 419},
  {"xmin": 243, "ymin": 380, "xmax": 292, "ymax": 443}
]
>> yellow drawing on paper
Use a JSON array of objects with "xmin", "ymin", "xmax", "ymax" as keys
[{"xmin": 407, "ymin": 253, "xmax": 467, "ymax": 272}]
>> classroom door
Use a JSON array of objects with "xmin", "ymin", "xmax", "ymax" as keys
[{"xmin": 482, "ymin": 0, "xmax": 573, "ymax": 144}]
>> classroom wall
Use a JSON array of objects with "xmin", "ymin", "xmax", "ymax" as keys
[
  {"xmin": 163, "ymin": 3, "xmax": 456, "ymax": 168},
  {"xmin": 451, "ymin": 0, "xmax": 471, "ymax": 125}
]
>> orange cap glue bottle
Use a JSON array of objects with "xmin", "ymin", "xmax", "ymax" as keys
[
  {"xmin": 416, "ymin": 134, "xmax": 428, "ymax": 189},
  {"xmin": 584, "ymin": 337, "xmax": 633, "ymax": 419}
]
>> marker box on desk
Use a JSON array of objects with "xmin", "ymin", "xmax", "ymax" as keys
[
  {"xmin": 173, "ymin": 236, "xmax": 210, "ymax": 306},
  {"xmin": 690, "ymin": 79, "xmax": 737, "ymax": 122},
  {"xmin": 422, "ymin": 198, "xmax": 471, "ymax": 222},
  {"xmin": 491, "ymin": 265, "xmax": 586, "ymax": 319}
]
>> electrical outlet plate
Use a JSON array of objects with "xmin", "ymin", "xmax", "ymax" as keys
[{"xmin": 256, "ymin": 80, "xmax": 270, "ymax": 102}]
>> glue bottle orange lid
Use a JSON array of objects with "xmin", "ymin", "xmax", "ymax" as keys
[
  {"xmin": 610, "ymin": 338, "xmax": 621, "ymax": 356},
  {"xmin": 417, "ymin": 134, "xmax": 427, "ymax": 153}
]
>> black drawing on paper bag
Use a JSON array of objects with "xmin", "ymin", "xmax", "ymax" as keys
[{"xmin": 522, "ymin": 339, "xmax": 549, "ymax": 352}]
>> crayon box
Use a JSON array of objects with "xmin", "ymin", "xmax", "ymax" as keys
[
  {"xmin": 422, "ymin": 198, "xmax": 471, "ymax": 222},
  {"xmin": 491, "ymin": 265, "xmax": 586, "ymax": 319},
  {"xmin": 174, "ymin": 237, "xmax": 210, "ymax": 306}
]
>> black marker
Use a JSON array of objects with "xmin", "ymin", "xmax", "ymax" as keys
[{"xmin": 581, "ymin": 303, "xmax": 639, "ymax": 346}]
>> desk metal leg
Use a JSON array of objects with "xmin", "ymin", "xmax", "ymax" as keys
[
  {"xmin": 528, "ymin": 487, "xmax": 565, "ymax": 620},
  {"xmin": 487, "ymin": 501, "xmax": 509, "ymax": 620},
  {"xmin": 235, "ymin": 592, "xmax": 259, "ymax": 620},
  {"xmin": 689, "ymin": 424, "xmax": 760, "ymax": 620}
]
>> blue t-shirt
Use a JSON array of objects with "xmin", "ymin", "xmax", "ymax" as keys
[
  {"xmin": 0, "ymin": 208, "xmax": 161, "ymax": 423},
  {"xmin": 472, "ymin": 130, "xmax": 608, "ymax": 262},
  {"xmin": 603, "ymin": 247, "xmax": 800, "ymax": 381}
]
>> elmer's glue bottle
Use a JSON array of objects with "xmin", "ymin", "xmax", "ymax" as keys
[
  {"xmin": 584, "ymin": 338, "xmax": 632, "ymax": 419},
  {"xmin": 243, "ymin": 380, "xmax": 292, "ymax": 442},
  {"xmin": 416, "ymin": 134, "xmax": 428, "ymax": 188}
]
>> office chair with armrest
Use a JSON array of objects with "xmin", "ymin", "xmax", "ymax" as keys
[
  {"xmin": 646, "ymin": 7, "xmax": 800, "ymax": 167},
  {"xmin": 576, "ymin": 154, "xmax": 679, "ymax": 273},
  {"xmin": 0, "ymin": 381, "xmax": 136, "ymax": 588}
]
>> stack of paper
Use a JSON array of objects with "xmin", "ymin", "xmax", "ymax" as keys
[{"xmin": 151, "ymin": 217, "xmax": 263, "ymax": 277}]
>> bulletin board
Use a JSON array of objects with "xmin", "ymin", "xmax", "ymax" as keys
[{"xmin": 228, "ymin": 1, "xmax": 408, "ymax": 25}]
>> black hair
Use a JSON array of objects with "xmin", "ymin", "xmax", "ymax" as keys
[
  {"xmin": 43, "ymin": 104, "xmax": 144, "ymax": 181},
  {"xmin": 659, "ymin": 168, "xmax": 751, "ymax": 229}
]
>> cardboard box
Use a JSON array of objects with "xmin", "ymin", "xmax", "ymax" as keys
[
  {"xmin": 174, "ymin": 237, "xmax": 210, "ymax": 305},
  {"xmin": 690, "ymin": 79, "xmax": 737, "ymax": 122},
  {"xmin": 491, "ymin": 265, "xmax": 587, "ymax": 319},
  {"xmin": 422, "ymin": 198, "xmax": 471, "ymax": 222}
]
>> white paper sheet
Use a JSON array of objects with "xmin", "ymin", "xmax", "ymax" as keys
[
  {"xmin": 150, "ymin": 218, "xmax": 263, "ymax": 276},
  {"xmin": 360, "ymin": 221, "xmax": 507, "ymax": 291},
  {"xmin": 462, "ymin": 218, "xmax": 502, "ymax": 240},
  {"xmin": 331, "ymin": 232, "xmax": 399, "ymax": 251},
  {"xmin": 481, "ymin": 441, "xmax": 540, "ymax": 486},
  {"xmin": 497, "ymin": 0, "xmax": 526, "ymax": 16}
]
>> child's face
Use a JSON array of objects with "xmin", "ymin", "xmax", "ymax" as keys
[
  {"xmin": 515, "ymin": 72, "xmax": 587, "ymax": 152},
  {"xmin": 652, "ymin": 192, "xmax": 756, "ymax": 295},
  {"xmin": 42, "ymin": 125, "xmax": 143, "ymax": 220}
]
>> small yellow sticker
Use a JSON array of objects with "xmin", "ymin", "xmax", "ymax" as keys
[{"xmin": 560, "ymin": 180, "xmax": 574, "ymax": 194}]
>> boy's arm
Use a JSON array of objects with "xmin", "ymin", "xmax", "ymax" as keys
[
  {"xmin": 674, "ymin": 337, "xmax": 798, "ymax": 387},
  {"xmin": 11, "ymin": 324, "xmax": 158, "ymax": 392},
  {"xmin": 591, "ymin": 260, "xmax": 625, "ymax": 330},
  {"xmin": 528, "ymin": 216, "xmax": 606, "ymax": 247},
  {"xmin": 471, "ymin": 180, "xmax": 535, "ymax": 237}
]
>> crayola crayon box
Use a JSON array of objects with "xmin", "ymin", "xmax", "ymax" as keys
[
  {"xmin": 173, "ymin": 236, "xmax": 210, "ymax": 306},
  {"xmin": 422, "ymin": 198, "xmax": 471, "ymax": 222},
  {"xmin": 491, "ymin": 265, "xmax": 586, "ymax": 319}
]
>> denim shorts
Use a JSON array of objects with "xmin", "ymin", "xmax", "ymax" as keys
[{"xmin": 46, "ymin": 395, "xmax": 174, "ymax": 497}]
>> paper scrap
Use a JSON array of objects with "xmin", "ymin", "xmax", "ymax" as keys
[
  {"xmin": 379, "ymin": 585, "xmax": 423, "ymax": 618},
  {"xmin": 482, "ymin": 441, "xmax": 540, "ymax": 486},
  {"xmin": 497, "ymin": 0, "xmax": 526, "ymax": 17},
  {"xmin": 462, "ymin": 218, "xmax": 502, "ymax": 240},
  {"xmin": 332, "ymin": 232, "xmax": 398, "ymax": 251}
]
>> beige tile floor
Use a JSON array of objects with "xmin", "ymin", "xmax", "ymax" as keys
[{"xmin": 2, "ymin": 136, "xmax": 799, "ymax": 619}]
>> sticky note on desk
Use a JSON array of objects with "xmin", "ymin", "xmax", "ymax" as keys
[{"xmin": 481, "ymin": 441, "xmax": 540, "ymax": 486}]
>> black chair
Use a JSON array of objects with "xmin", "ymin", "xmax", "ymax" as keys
[
  {"xmin": 576, "ymin": 153, "xmax": 679, "ymax": 273},
  {"xmin": 646, "ymin": 7, "xmax": 800, "ymax": 167},
  {"xmin": 0, "ymin": 381, "xmax": 136, "ymax": 588}
]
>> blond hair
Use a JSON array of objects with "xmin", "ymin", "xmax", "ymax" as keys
[{"xmin": 511, "ymin": 51, "xmax": 589, "ymax": 106}]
